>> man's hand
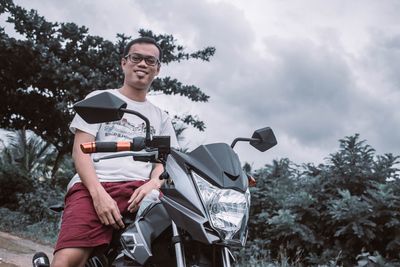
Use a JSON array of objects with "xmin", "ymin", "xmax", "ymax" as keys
[
  {"xmin": 92, "ymin": 187, "xmax": 125, "ymax": 229},
  {"xmin": 127, "ymin": 179, "xmax": 161, "ymax": 213}
]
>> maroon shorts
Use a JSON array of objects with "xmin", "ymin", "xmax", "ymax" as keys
[{"xmin": 54, "ymin": 180, "xmax": 146, "ymax": 253}]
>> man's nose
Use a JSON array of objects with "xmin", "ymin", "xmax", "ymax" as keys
[{"xmin": 137, "ymin": 59, "xmax": 148, "ymax": 67}]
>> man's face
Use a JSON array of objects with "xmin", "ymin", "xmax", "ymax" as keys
[{"xmin": 121, "ymin": 43, "xmax": 160, "ymax": 91}]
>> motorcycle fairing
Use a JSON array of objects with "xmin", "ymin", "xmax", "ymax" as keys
[
  {"xmin": 161, "ymin": 194, "xmax": 220, "ymax": 244},
  {"xmin": 121, "ymin": 202, "xmax": 171, "ymax": 265},
  {"xmin": 163, "ymin": 154, "xmax": 206, "ymax": 217},
  {"xmin": 162, "ymin": 154, "xmax": 222, "ymax": 244},
  {"xmin": 171, "ymin": 144, "xmax": 248, "ymax": 192}
]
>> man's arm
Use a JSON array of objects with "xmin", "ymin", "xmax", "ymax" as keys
[
  {"xmin": 127, "ymin": 163, "xmax": 164, "ymax": 213},
  {"xmin": 72, "ymin": 129, "xmax": 124, "ymax": 229}
]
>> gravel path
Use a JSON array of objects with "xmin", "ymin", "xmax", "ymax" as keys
[{"xmin": 0, "ymin": 231, "xmax": 53, "ymax": 267}]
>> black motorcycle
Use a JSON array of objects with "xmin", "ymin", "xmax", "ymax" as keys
[{"xmin": 33, "ymin": 92, "xmax": 277, "ymax": 267}]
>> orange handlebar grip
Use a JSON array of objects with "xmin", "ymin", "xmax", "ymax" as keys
[
  {"xmin": 116, "ymin": 141, "xmax": 131, "ymax": 151},
  {"xmin": 80, "ymin": 142, "xmax": 96, "ymax": 153},
  {"xmin": 248, "ymin": 175, "xmax": 257, "ymax": 187}
]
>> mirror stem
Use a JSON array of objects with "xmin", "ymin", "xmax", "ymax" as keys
[
  {"xmin": 120, "ymin": 108, "xmax": 151, "ymax": 142},
  {"xmin": 231, "ymin": 137, "xmax": 260, "ymax": 148}
]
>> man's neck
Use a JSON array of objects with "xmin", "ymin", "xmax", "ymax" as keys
[{"xmin": 118, "ymin": 86, "xmax": 148, "ymax": 102}]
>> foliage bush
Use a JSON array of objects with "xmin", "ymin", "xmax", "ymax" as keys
[
  {"xmin": 0, "ymin": 130, "xmax": 68, "ymax": 244},
  {"xmin": 0, "ymin": 207, "xmax": 60, "ymax": 244},
  {"xmin": 244, "ymin": 134, "xmax": 400, "ymax": 266},
  {"xmin": 1, "ymin": 128, "xmax": 400, "ymax": 266},
  {"xmin": 16, "ymin": 178, "xmax": 64, "ymax": 222},
  {"xmin": 0, "ymin": 160, "xmax": 33, "ymax": 209}
]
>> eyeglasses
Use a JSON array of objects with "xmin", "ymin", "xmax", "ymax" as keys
[{"xmin": 124, "ymin": 53, "xmax": 160, "ymax": 66}]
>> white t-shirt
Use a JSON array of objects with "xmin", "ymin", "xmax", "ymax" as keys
[{"xmin": 67, "ymin": 89, "xmax": 179, "ymax": 190}]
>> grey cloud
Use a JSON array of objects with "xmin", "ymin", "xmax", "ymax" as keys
[
  {"xmin": 368, "ymin": 32, "xmax": 400, "ymax": 90},
  {"xmin": 135, "ymin": 1, "xmax": 397, "ymax": 159},
  {"xmin": 13, "ymin": 0, "xmax": 147, "ymax": 41},
  {"xmin": 135, "ymin": 0, "xmax": 253, "ymax": 43},
  {"xmin": 349, "ymin": 31, "xmax": 400, "ymax": 154},
  {"xmin": 5, "ymin": 0, "xmax": 399, "ymax": 166},
  {"xmin": 200, "ymin": 37, "xmax": 357, "ymax": 148}
]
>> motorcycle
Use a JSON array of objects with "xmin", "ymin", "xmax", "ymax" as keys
[{"xmin": 32, "ymin": 91, "xmax": 277, "ymax": 267}]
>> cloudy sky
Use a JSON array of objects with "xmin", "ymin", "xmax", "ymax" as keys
[{"xmin": 2, "ymin": 0, "xmax": 400, "ymax": 169}]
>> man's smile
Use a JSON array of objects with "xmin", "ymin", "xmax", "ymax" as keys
[{"xmin": 134, "ymin": 70, "xmax": 148, "ymax": 77}]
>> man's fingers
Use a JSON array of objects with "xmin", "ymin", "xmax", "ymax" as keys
[
  {"xmin": 128, "ymin": 201, "xmax": 137, "ymax": 212},
  {"xmin": 115, "ymin": 216, "xmax": 125, "ymax": 229},
  {"xmin": 101, "ymin": 214, "xmax": 110, "ymax": 226},
  {"xmin": 135, "ymin": 191, "xmax": 145, "ymax": 205},
  {"xmin": 128, "ymin": 183, "xmax": 156, "ymax": 213},
  {"xmin": 128, "ymin": 190, "xmax": 139, "ymax": 204},
  {"xmin": 129, "ymin": 189, "xmax": 143, "ymax": 207},
  {"xmin": 105, "ymin": 212, "xmax": 119, "ymax": 229},
  {"xmin": 112, "ymin": 209, "xmax": 125, "ymax": 229},
  {"xmin": 129, "ymin": 202, "xmax": 139, "ymax": 213},
  {"xmin": 108, "ymin": 203, "xmax": 123, "ymax": 229},
  {"xmin": 128, "ymin": 190, "xmax": 147, "ymax": 213}
]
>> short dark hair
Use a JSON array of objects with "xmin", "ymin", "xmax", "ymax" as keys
[{"xmin": 123, "ymin": 37, "xmax": 163, "ymax": 60}]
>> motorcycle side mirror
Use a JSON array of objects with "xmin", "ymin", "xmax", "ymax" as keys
[
  {"xmin": 231, "ymin": 127, "xmax": 277, "ymax": 152},
  {"xmin": 250, "ymin": 127, "xmax": 277, "ymax": 152},
  {"xmin": 74, "ymin": 92, "xmax": 127, "ymax": 123},
  {"xmin": 73, "ymin": 92, "xmax": 152, "ymax": 142}
]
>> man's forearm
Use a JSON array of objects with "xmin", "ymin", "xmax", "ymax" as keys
[
  {"xmin": 149, "ymin": 163, "xmax": 164, "ymax": 189},
  {"xmin": 72, "ymin": 130, "xmax": 104, "ymax": 199},
  {"xmin": 74, "ymin": 154, "xmax": 104, "ymax": 197}
]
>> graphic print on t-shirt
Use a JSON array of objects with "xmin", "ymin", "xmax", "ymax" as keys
[{"xmin": 103, "ymin": 118, "xmax": 156, "ymax": 140}]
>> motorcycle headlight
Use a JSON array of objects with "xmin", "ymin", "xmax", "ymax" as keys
[{"xmin": 192, "ymin": 171, "xmax": 250, "ymax": 242}]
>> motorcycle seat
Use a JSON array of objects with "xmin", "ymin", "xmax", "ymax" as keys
[{"xmin": 49, "ymin": 203, "xmax": 64, "ymax": 213}]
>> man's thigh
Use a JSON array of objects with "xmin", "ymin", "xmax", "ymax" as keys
[
  {"xmin": 51, "ymin": 247, "xmax": 92, "ymax": 267},
  {"xmin": 54, "ymin": 183, "xmax": 113, "ymax": 252}
]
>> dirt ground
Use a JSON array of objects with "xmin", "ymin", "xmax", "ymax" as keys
[{"xmin": 0, "ymin": 231, "xmax": 53, "ymax": 267}]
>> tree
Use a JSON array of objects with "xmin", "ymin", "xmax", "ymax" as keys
[
  {"xmin": 0, "ymin": 0, "xmax": 215, "ymax": 176},
  {"xmin": 320, "ymin": 135, "xmax": 400, "ymax": 264},
  {"xmin": 246, "ymin": 134, "xmax": 400, "ymax": 265},
  {"xmin": 1, "ymin": 127, "xmax": 55, "ymax": 179},
  {"xmin": 0, "ymin": 128, "xmax": 63, "ymax": 208}
]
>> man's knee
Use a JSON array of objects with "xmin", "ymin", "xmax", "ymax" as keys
[{"xmin": 51, "ymin": 247, "xmax": 92, "ymax": 267}]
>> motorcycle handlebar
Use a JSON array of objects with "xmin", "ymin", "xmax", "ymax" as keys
[{"xmin": 80, "ymin": 137, "xmax": 146, "ymax": 153}]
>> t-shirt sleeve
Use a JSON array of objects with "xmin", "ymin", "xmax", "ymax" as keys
[
  {"xmin": 69, "ymin": 90, "xmax": 102, "ymax": 137},
  {"xmin": 160, "ymin": 113, "xmax": 180, "ymax": 149},
  {"xmin": 69, "ymin": 113, "xmax": 100, "ymax": 137}
]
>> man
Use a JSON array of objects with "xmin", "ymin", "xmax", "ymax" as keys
[{"xmin": 51, "ymin": 37, "xmax": 178, "ymax": 267}]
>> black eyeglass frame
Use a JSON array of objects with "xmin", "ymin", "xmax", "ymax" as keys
[{"xmin": 124, "ymin": 53, "xmax": 160, "ymax": 66}]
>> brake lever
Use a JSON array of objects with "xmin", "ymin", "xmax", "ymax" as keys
[{"xmin": 93, "ymin": 151, "xmax": 158, "ymax": 162}]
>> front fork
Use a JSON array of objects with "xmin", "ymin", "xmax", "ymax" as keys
[
  {"xmin": 221, "ymin": 247, "xmax": 232, "ymax": 267},
  {"xmin": 172, "ymin": 221, "xmax": 186, "ymax": 267},
  {"xmin": 172, "ymin": 221, "xmax": 233, "ymax": 267}
]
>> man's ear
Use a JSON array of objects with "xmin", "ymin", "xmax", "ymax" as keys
[
  {"xmin": 121, "ymin": 57, "xmax": 127, "ymax": 67},
  {"xmin": 155, "ymin": 64, "xmax": 161, "ymax": 75},
  {"xmin": 120, "ymin": 58, "xmax": 128, "ymax": 73}
]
